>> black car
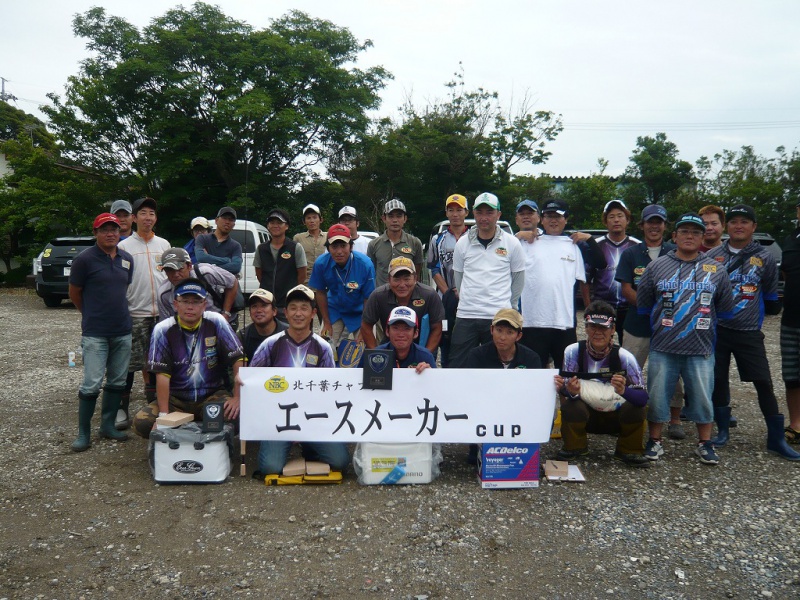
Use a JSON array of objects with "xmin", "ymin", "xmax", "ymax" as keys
[{"xmin": 33, "ymin": 237, "xmax": 95, "ymax": 307}]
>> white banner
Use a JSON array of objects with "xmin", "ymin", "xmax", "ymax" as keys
[{"xmin": 239, "ymin": 367, "xmax": 557, "ymax": 443}]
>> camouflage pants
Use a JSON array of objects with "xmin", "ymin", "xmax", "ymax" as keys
[
  {"xmin": 129, "ymin": 317, "xmax": 157, "ymax": 372},
  {"xmin": 132, "ymin": 389, "xmax": 231, "ymax": 439}
]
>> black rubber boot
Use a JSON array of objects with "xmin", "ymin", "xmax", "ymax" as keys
[
  {"xmin": 72, "ymin": 393, "xmax": 97, "ymax": 452},
  {"xmin": 766, "ymin": 414, "xmax": 800, "ymax": 461},
  {"xmin": 99, "ymin": 386, "xmax": 129, "ymax": 441},
  {"xmin": 711, "ymin": 406, "xmax": 731, "ymax": 447},
  {"xmin": 115, "ymin": 391, "xmax": 131, "ymax": 430}
]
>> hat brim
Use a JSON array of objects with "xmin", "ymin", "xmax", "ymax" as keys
[
  {"xmin": 492, "ymin": 319, "xmax": 522, "ymax": 331},
  {"xmin": 327, "ymin": 235, "xmax": 350, "ymax": 244}
]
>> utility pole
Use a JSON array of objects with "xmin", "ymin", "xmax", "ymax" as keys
[{"xmin": 0, "ymin": 77, "xmax": 18, "ymax": 103}]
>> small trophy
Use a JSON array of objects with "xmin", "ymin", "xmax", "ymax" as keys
[
  {"xmin": 202, "ymin": 402, "xmax": 224, "ymax": 432},
  {"xmin": 362, "ymin": 348, "xmax": 395, "ymax": 390}
]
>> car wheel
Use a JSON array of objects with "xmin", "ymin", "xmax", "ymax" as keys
[{"xmin": 42, "ymin": 295, "xmax": 62, "ymax": 308}]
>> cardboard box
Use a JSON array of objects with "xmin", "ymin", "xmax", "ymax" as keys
[
  {"xmin": 305, "ymin": 461, "xmax": 331, "ymax": 476},
  {"xmin": 478, "ymin": 443, "xmax": 540, "ymax": 489},
  {"xmin": 354, "ymin": 443, "xmax": 436, "ymax": 485},
  {"xmin": 155, "ymin": 411, "xmax": 194, "ymax": 427},
  {"xmin": 282, "ymin": 458, "xmax": 306, "ymax": 477}
]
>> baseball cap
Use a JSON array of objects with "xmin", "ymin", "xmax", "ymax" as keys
[
  {"xmin": 93, "ymin": 213, "xmax": 121, "ymax": 229},
  {"xmin": 285, "ymin": 284, "xmax": 315, "ymax": 304},
  {"xmin": 675, "ymin": 212, "xmax": 706, "ymax": 231},
  {"xmin": 160, "ymin": 247, "xmax": 191, "ymax": 270},
  {"xmin": 110, "ymin": 200, "xmax": 132, "ymax": 214},
  {"xmin": 132, "ymin": 197, "xmax": 157, "ymax": 213},
  {"xmin": 726, "ymin": 204, "xmax": 756, "ymax": 222},
  {"xmin": 585, "ymin": 308, "xmax": 616, "ymax": 328},
  {"xmin": 174, "ymin": 278, "xmax": 207, "ymax": 299},
  {"xmin": 641, "ymin": 205, "xmax": 668, "ymax": 222},
  {"xmin": 338, "ymin": 206, "xmax": 358, "ymax": 219},
  {"xmin": 190, "ymin": 216, "xmax": 211, "ymax": 230},
  {"xmin": 541, "ymin": 199, "xmax": 568, "ymax": 216},
  {"xmin": 302, "ymin": 203, "xmax": 321, "ymax": 216},
  {"xmin": 387, "ymin": 306, "xmax": 417, "ymax": 328},
  {"xmin": 248, "ymin": 288, "xmax": 275, "ymax": 306},
  {"xmin": 388, "ymin": 256, "xmax": 416, "ymax": 276},
  {"xmin": 267, "ymin": 209, "xmax": 288, "ymax": 223},
  {"xmin": 326, "ymin": 224, "xmax": 351, "ymax": 244},
  {"xmin": 603, "ymin": 199, "xmax": 628, "ymax": 214},
  {"xmin": 446, "ymin": 194, "xmax": 468, "ymax": 209},
  {"xmin": 473, "ymin": 192, "xmax": 500, "ymax": 210},
  {"xmin": 492, "ymin": 308, "xmax": 523, "ymax": 331},
  {"xmin": 383, "ymin": 198, "xmax": 407, "ymax": 214},
  {"xmin": 516, "ymin": 199, "xmax": 539, "ymax": 213},
  {"xmin": 216, "ymin": 206, "xmax": 237, "ymax": 219}
]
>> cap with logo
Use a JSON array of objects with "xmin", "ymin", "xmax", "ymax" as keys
[
  {"xmin": 267, "ymin": 209, "xmax": 288, "ymax": 223},
  {"xmin": 132, "ymin": 197, "xmax": 157, "ymax": 214},
  {"xmin": 383, "ymin": 198, "xmax": 407, "ymax": 214},
  {"xmin": 726, "ymin": 204, "xmax": 756, "ymax": 222},
  {"xmin": 161, "ymin": 247, "xmax": 191, "ymax": 270},
  {"xmin": 641, "ymin": 204, "xmax": 668, "ymax": 222},
  {"xmin": 473, "ymin": 192, "xmax": 500, "ymax": 211},
  {"xmin": 285, "ymin": 284, "xmax": 315, "ymax": 304},
  {"xmin": 445, "ymin": 194, "xmax": 468, "ymax": 209},
  {"xmin": 190, "ymin": 216, "xmax": 211, "ymax": 230},
  {"xmin": 326, "ymin": 224, "xmax": 351, "ymax": 244},
  {"xmin": 388, "ymin": 256, "xmax": 416, "ymax": 276},
  {"xmin": 387, "ymin": 306, "xmax": 417, "ymax": 328},
  {"xmin": 302, "ymin": 203, "xmax": 321, "ymax": 216},
  {"xmin": 248, "ymin": 288, "xmax": 275, "ymax": 306},
  {"xmin": 516, "ymin": 199, "xmax": 539, "ymax": 213},
  {"xmin": 603, "ymin": 199, "xmax": 628, "ymax": 214},
  {"xmin": 216, "ymin": 206, "xmax": 237, "ymax": 219},
  {"xmin": 93, "ymin": 213, "xmax": 121, "ymax": 229},
  {"xmin": 338, "ymin": 206, "xmax": 358, "ymax": 219},
  {"xmin": 174, "ymin": 278, "xmax": 208, "ymax": 299},
  {"xmin": 585, "ymin": 309, "xmax": 616, "ymax": 328},
  {"xmin": 492, "ymin": 308, "xmax": 523, "ymax": 331},
  {"xmin": 110, "ymin": 200, "xmax": 133, "ymax": 215},
  {"xmin": 675, "ymin": 212, "xmax": 706, "ymax": 231},
  {"xmin": 541, "ymin": 199, "xmax": 568, "ymax": 216}
]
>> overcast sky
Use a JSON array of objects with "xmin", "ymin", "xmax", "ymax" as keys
[{"xmin": 2, "ymin": 1, "xmax": 800, "ymax": 177}]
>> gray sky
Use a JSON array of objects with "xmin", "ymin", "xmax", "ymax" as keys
[{"xmin": 2, "ymin": 0, "xmax": 799, "ymax": 177}]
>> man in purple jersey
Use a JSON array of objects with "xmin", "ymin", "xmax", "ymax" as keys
[
  {"xmin": 706, "ymin": 205, "xmax": 798, "ymax": 460},
  {"xmin": 131, "ymin": 279, "xmax": 245, "ymax": 438},
  {"xmin": 586, "ymin": 200, "xmax": 640, "ymax": 345},
  {"xmin": 637, "ymin": 213, "xmax": 734, "ymax": 465},
  {"xmin": 249, "ymin": 285, "xmax": 350, "ymax": 477}
]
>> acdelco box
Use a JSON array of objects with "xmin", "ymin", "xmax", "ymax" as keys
[
  {"xmin": 149, "ymin": 422, "xmax": 234, "ymax": 484},
  {"xmin": 478, "ymin": 443, "xmax": 540, "ymax": 489},
  {"xmin": 353, "ymin": 443, "xmax": 441, "ymax": 485}
]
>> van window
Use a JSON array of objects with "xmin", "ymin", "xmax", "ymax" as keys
[{"xmin": 229, "ymin": 229, "xmax": 256, "ymax": 253}]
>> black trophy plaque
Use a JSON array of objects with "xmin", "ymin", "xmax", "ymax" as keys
[
  {"xmin": 362, "ymin": 348, "xmax": 395, "ymax": 390},
  {"xmin": 202, "ymin": 402, "xmax": 225, "ymax": 432}
]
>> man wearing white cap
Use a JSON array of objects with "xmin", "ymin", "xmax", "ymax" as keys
[
  {"xmin": 361, "ymin": 306, "xmax": 435, "ymax": 371},
  {"xmin": 184, "ymin": 216, "xmax": 212, "ymax": 264},
  {"xmin": 449, "ymin": 192, "xmax": 525, "ymax": 368},
  {"xmin": 338, "ymin": 206, "xmax": 370, "ymax": 255},
  {"xmin": 293, "ymin": 203, "xmax": 327, "ymax": 284},
  {"xmin": 367, "ymin": 198, "xmax": 424, "ymax": 288}
]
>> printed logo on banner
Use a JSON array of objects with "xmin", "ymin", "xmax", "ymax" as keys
[
  {"xmin": 368, "ymin": 353, "xmax": 389, "ymax": 373},
  {"xmin": 265, "ymin": 375, "xmax": 289, "ymax": 393},
  {"xmin": 173, "ymin": 460, "xmax": 203, "ymax": 474}
]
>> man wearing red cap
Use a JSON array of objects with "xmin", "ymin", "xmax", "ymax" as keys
[
  {"xmin": 67, "ymin": 213, "xmax": 134, "ymax": 451},
  {"xmin": 308, "ymin": 224, "xmax": 375, "ymax": 349}
]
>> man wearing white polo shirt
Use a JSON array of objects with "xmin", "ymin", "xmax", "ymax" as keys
[{"xmin": 449, "ymin": 192, "xmax": 525, "ymax": 368}]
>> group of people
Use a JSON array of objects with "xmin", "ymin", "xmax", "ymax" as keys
[{"xmin": 67, "ymin": 192, "xmax": 800, "ymax": 477}]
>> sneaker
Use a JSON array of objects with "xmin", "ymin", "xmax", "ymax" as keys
[
  {"xmin": 115, "ymin": 409, "xmax": 130, "ymax": 430},
  {"xmin": 644, "ymin": 439, "xmax": 664, "ymax": 461},
  {"xmin": 695, "ymin": 441, "xmax": 719, "ymax": 465},
  {"xmin": 668, "ymin": 422, "xmax": 686, "ymax": 440},
  {"xmin": 613, "ymin": 451, "xmax": 650, "ymax": 467},
  {"xmin": 556, "ymin": 447, "xmax": 589, "ymax": 460},
  {"xmin": 785, "ymin": 426, "xmax": 800, "ymax": 445}
]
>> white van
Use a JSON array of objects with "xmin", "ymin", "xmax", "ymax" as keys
[{"xmin": 206, "ymin": 218, "xmax": 269, "ymax": 294}]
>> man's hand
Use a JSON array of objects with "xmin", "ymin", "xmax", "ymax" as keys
[
  {"xmin": 414, "ymin": 362, "xmax": 431, "ymax": 374},
  {"xmin": 610, "ymin": 374, "xmax": 626, "ymax": 396},
  {"xmin": 224, "ymin": 395, "xmax": 240, "ymax": 420},
  {"xmin": 320, "ymin": 320, "xmax": 333, "ymax": 339},
  {"xmin": 570, "ymin": 232, "xmax": 592, "ymax": 244},
  {"xmin": 516, "ymin": 230, "xmax": 539, "ymax": 244},
  {"xmin": 554, "ymin": 374, "xmax": 581, "ymax": 396}
]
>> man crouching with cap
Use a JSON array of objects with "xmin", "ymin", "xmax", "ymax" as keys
[
  {"xmin": 554, "ymin": 300, "xmax": 650, "ymax": 467},
  {"xmin": 131, "ymin": 278, "xmax": 245, "ymax": 438}
]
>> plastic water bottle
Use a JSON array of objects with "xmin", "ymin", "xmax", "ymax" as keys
[{"xmin": 68, "ymin": 351, "xmax": 76, "ymax": 367}]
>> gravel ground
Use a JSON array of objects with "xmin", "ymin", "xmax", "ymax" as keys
[{"xmin": 0, "ymin": 288, "xmax": 798, "ymax": 600}]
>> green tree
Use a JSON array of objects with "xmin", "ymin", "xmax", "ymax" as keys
[
  {"xmin": 0, "ymin": 102, "xmax": 55, "ymax": 150},
  {"xmin": 559, "ymin": 159, "xmax": 620, "ymax": 229},
  {"xmin": 622, "ymin": 132, "xmax": 694, "ymax": 209},
  {"xmin": 43, "ymin": 3, "xmax": 390, "ymax": 239}
]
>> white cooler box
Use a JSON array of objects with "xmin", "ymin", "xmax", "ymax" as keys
[
  {"xmin": 353, "ymin": 443, "xmax": 442, "ymax": 485},
  {"xmin": 148, "ymin": 422, "xmax": 234, "ymax": 484}
]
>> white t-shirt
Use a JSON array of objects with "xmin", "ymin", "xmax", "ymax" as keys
[
  {"xmin": 352, "ymin": 235, "xmax": 370, "ymax": 256},
  {"xmin": 454, "ymin": 227, "xmax": 526, "ymax": 320},
  {"xmin": 520, "ymin": 235, "xmax": 586, "ymax": 330}
]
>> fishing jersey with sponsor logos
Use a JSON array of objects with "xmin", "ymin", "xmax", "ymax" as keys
[
  {"xmin": 427, "ymin": 226, "xmax": 467, "ymax": 291},
  {"xmin": 704, "ymin": 240, "xmax": 778, "ymax": 331},
  {"xmin": 250, "ymin": 330, "xmax": 335, "ymax": 369},
  {"xmin": 586, "ymin": 235, "xmax": 640, "ymax": 308},
  {"xmin": 637, "ymin": 251, "xmax": 734, "ymax": 355},
  {"xmin": 147, "ymin": 311, "xmax": 245, "ymax": 403}
]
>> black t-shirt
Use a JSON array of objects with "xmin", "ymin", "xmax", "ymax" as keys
[
  {"xmin": 463, "ymin": 342, "xmax": 542, "ymax": 369},
  {"xmin": 782, "ymin": 228, "xmax": 800, "ymax": 327},
  {"xmin": 238, "ymin": 320, "xmax": 287, "ymax": 363}
]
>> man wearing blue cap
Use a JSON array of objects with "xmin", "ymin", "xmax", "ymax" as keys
[{"xmin": 131, "ymin": 278, "xmax": 245, "ymax": 437}]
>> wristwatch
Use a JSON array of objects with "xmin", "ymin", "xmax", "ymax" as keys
[{"xmin": 221, "ymin": 310, "xmax": 232, "ymax": 318}]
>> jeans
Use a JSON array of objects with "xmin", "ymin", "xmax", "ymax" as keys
[
  {"xmin": 647, "ymin": 350, "xmax": 713, "ymax": 424},
  {"xmin": 257, "ymin": 441, "xmax": 350, "ymax": 475},
  {"xmin": 79, "ymin": 334, "xmax": 132, "ymax": 396}
]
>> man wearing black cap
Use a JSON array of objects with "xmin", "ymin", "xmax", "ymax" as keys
[
  {"xmin": 637, "ymin": 213, "xmax": 734, "ymax": 465},
  {"xmin": 196, "ymin": 206, "xmax": 243, "ymax": 275},
  {"xmin": 368, "ymin": 199, "xmax": 424, "ymax": 288},
  {"xmin": 254, "ymin": 208, "xmax": 307, "ymax": 319},
  {"xmin": 293, "ymin": 203, "xmax": 327, "ymax": 284},
  {"xmin": 554, "ymin": 300, "xmax": 649, "ymax": 466},
  {"xmin": 781, "ymin": 199, "xmax": 800, "ymax": 445},
  {"xmin": 705, "ymin": 205, "xmax": 798, "ymax": 460}
]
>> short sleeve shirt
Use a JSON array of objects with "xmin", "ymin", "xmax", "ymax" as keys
[
  {"xmin": 615, "ymin": 242, "xmax": 674, "ymax": 338},
  {"xmin": 361, "ymin": 282, "xmax": 445, "ymax": 330},
  {"xmin": 586, "ymin": 235, "xmax": 640, "ymax": 308},
  {"xmin": 367, "ymin": 231, "xmax": 424, "ymax": 288},
  {"xmin": 308, "ymin": 251, "xmax": 376, "ymax": 332}
]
